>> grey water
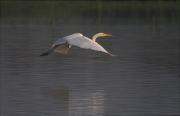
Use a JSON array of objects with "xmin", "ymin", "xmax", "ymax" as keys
[{"xmin": 0, "ymin": 1, "xmax": 179, "ymax": 116}]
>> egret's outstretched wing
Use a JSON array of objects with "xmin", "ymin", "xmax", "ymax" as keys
[
  {"xmin": 53, "ymin": 38, "xmax": 66, "ymax": 46},
  {"xmin": 40, "ymin": 33, "xmax": 81, "ymax": 56},
  {"xmin": 40, "ymin": 45, "xmax": 57, "ymax": 56},
  {"xmin": 40, "ymin": 39, "xmax": 66, "ymax": 56},
  {"xmin": 65, "ymin": 35, "xmax": 110, "ymax": 54},
  {"xmin": 53, "ymin": 33, "xmax": 83, "ymax": 46}
]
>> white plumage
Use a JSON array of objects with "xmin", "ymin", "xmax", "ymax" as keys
[{"xmin": 40, "ymin": 33, "xmax": 114, "ymax": 56}]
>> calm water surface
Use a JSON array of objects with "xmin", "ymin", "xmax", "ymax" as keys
[{"xmin": 0, "ymin": 1, "xmax": 180, "ymax": 116}]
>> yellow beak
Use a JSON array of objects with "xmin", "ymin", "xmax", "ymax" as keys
[{"xmin": 104, "ymin": 33, "xmax": 112, "ymax": 36}]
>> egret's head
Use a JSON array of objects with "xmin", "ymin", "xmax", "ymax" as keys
[
  {"xmin": 92, "ymin": 33, "xmax": 112, "ymax": 41},
  {"xmin": 96, "ymin": 33, "xmax": 112, "ymax": 37}
]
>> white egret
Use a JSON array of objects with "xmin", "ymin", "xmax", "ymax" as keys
[{"xmin": 40, "ymin": 33, "xmax": 115, "ymax": 56}]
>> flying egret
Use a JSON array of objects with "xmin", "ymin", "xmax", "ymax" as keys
[{"xmin": 40, "ymin": 33, "xmax": 115, "ymax": 56}]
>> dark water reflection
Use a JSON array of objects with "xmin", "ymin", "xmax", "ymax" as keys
[{"xmin": 0, "ymin": 1, "xmax": 180, "ymax": 116}]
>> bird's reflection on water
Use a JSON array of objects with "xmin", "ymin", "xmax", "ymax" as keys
[
  {"xmin": 42, "ymin": 86, "xmax": 105, "ymax": 116},
  {"xmin": 69, "ymin": 90, "xmax": 105, "ymax": 116},
  {"xmin": 42, "ymin": 86, "xmax": 69, "ymax": 102},
  {"xmin": 41, "ymin": 86, "xmax": 69, "ymax": 112}
]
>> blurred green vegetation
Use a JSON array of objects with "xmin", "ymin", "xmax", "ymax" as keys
[
  {"xmin": 0, "ymin": 0, "xmax": 179, "ymax": 25},
  {"xmin": 0, "ymin": 1, "xmax": 179, "ymax": 18}
]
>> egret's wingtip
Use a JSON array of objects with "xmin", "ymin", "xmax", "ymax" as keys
[
  {"xmin": 107, "ymin": 53, "xmax": 117, "ymax": 57},
  {"xmin": 40, "ymin": 52, "xmax": 49, "ymax": 56},
  {"xmin": 110, "ymin": 54, "xmax": 118, "ymax": 57}
]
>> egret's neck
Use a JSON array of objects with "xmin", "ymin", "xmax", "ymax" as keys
[{"xmin": 92, "ymin": 34, "xmax": 99, "ymax": 42}]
